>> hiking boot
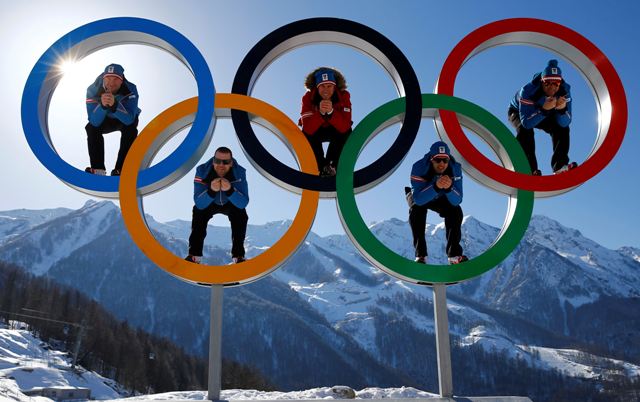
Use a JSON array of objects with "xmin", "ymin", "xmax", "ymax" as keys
[
  {"xmin": 111, "ymin": 169, "xmax": 121, "ymax": 176},
  {"xmin": 553, "ymin": 162, "xmax": 578, "ymax": 174},
  {"xmin": 448, "ymin": 255, "xmax": 469, "ymax": 265},
  {"xmin": 85, "ymin": 167, "xmax": 106, "ymax": 175},
  {"xmin": 184, "ymin": 255, "xmax": 202, "ymax": 264},
  {"xmin": 415, "ymin": 256, "xmax": 427, "ymax": 264},
  {"xmin": 532, "ymin": 169, "xmax": 542, "ymax": 176},
  {"xmin": 232, "ymin": 256, "xmax": 246, "ymax": 264}
]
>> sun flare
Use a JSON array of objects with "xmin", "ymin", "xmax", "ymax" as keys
[{"xmin": 58, "ymin": 58, "xmax": 80, "ymax": 76}]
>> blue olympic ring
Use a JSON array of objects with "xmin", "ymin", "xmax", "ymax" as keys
[{"xmin": 21, "ymin": 17, "xmax": 216, "ymax": 197}]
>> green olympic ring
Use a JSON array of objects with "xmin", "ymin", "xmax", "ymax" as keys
[{"xmin": 336, "ymin": 94, "xmax": 534, "ymax": 284}]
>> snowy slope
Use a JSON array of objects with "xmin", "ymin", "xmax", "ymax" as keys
[
  {"xmin": 619, "ymin": 246, "xmax": 640, "ymax": 262},
  {"xmin": 106, "ymin": 387, "xmax": 440, "ymax": 401},
  {"xmin": 0, "ymin": 325, "xmax": 440, "ymax": 401},
  {"xmin": 0, "ymin": 325, "xmax": 122, "ymax": 400},
  {"xmin": 275, "ymin": 243, "xmax": 640, "ymax": 381}
]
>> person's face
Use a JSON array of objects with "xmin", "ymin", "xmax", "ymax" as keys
[
  {"xmin": 213, "ymin": 151, "xmax": 233, "ymax": 177},
  {"xmin": 317, "ymin": 83, "xmax": 335, "ymax": 100},
  {"xmin": 542, "ymin": 79, "xmax": 561, "ymax": 97},
  {"xmin": 431, "ymin": 157, "xmax": 449, "ymax": 174},
  {"xmin": 103, "ymin": 76, "xmax": 123, "ymax": 93}
]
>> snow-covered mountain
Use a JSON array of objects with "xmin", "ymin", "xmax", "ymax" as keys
[
  {"xmin": 0, "ymin": 207, "xmax": 72, "ymax": 247},
  {"xmin": 0, "ymin": 202, "xmax": 118, "ymax": 276},
  {"xmin": 1, "ymin": 201, "xmax": 639, "ymax": 394}
]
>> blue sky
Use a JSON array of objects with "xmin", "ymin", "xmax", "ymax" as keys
[{"xmin": 2, "ymin": 0, "xmax": 638, "ymax": 250}]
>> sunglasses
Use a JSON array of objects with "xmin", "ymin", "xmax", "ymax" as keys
[
  {"xmin": 432, "ymin": 157, "xmax": 449, "ymax": 164},
  {"xmin": 213, "ymin": 158, "xmax": 232, "ymax": 165},
  {"xmin": 542, "ymin": 81, "xmax": 561, "ymax": 87}
]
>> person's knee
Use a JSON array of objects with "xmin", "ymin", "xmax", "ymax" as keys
[
  {"xmin": 191, "ymin": 218, "xmax": 208, "ymax": 233},
  {"xmin": 409, "ymin": 207, "xmax": 427, "ymax": 227},
  {"xmin": 192, "ymin": 211, "xmax": 208, "ymax": 223},
  {"xmin": 238, "ymin": 209, "xmax": 248, "ymax": 224},
  {"xmin": 192, "ymin": 206, "xmax": 210, "ymax": 222},
  {"xmin": 409, "ymin": 206, "xmax": 421, "ymax": 219},
  {"xmin": 125, "ymin": 116, "xmax": 139, "ymax": 129},
  {"xmin": 85, "ymin": 123, "xmax": 100, "ymax": 135},
  {"xmin": 443, "ymin": 204, "xmax": 462, "ymax": 220},
  {"xmin": 548, "ymin": 121, "xmax": 569, "ymax": 134},
  {"xmin": 516, "ymin": 130, "xmax": 533, "ymax": 141},
  {"xmin": 452, "ymin": 206, "xmax": 463, "ymax": 223},
  {"xmin": 121, "ymin": 127, "xmax": 138, "ymax": 139},
  {"xmin": 229, "ymin": 208, "xmax": 248, "ymax": 224}
]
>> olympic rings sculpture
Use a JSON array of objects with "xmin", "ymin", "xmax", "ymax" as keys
[{"xmin": 21, "ymin": 17, "xmax": 627, "ymax": 286}]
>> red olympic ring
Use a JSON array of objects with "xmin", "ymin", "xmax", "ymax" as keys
[{"xmin": 436, "ymin": 18, "xmax": 627, "ymax": 195}]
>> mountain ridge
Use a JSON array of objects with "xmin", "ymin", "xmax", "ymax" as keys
[{"xmin": 1, "ymin": 201, "xmax": 639, "ymax": 396}]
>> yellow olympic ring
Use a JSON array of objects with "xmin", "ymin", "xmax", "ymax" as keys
[{"xmin": 119, "ymin": 94, "xmax": 319, "ymax": 286}]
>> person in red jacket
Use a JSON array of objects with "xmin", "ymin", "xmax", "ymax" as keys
[{"xmin": 298, "ymin": 67, "xmax": 352, "ymax": 176}]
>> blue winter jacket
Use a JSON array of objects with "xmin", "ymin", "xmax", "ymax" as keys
[
  {"xmin": 410, "ymin": 153, "xmax": 463, "ymax": 207},
  {"xmin": 86, "ymin": 74, "xmax": 141, "ymax": 127},
  {"xmin": 509, "ymin": 72, "xmax": 572, "ymax": 130},
  {"xmin": 193, "ymin": 157, "xmax": 249, "ymax": 210}
]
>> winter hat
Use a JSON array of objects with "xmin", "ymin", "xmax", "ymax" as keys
[
  {"xmin": 429, "ymin": 141, "xmax": 451, "ymax": 160},
  {"xmin": 314, "ymin": 69, "xmax": 337, "ymax": 87},
  {"xmin": 541, "ymin": 59, "xmax": 562, "ymax": 81},
  {"xmin": 103, "ymin": 63, "xmax": 124, "ymax": 80}
]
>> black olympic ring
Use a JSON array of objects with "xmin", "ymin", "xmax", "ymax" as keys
[{"xmin": 231, "ymin": 17, "xmax": 422, "ymax": 196}]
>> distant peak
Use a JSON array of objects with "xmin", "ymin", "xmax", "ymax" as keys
[
  {"xmin": 365, "ymin": 218, "xmax": 406, "ymax": 236},
  {"xmin": 526, "ymin": 215, "xmax": 587, "ymax": 246},
  {"xmin": 80, "ymin": 199, "xmax": 116, "ymax": 212},
  {"xmin": 618, "ymin": 246, "xmax": 640, "ymax": 262},
  {"xmin": 388, "ymin": 217, "xmax": 406, "ymax": 225},
  {"xmin": 462, "ymin": 215, "xmax": 478, "ymax": 225},
  {"xmin": 529, "ymin": 215, "xmax": 567, "ymax": 231},
  {"xmin": 264, "ymin": 219, "xmax": 293, "ymax": 227}
]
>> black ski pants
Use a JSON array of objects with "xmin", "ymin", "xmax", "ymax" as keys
[
  {"xmin": 409, "ymin": 196, "xmax": 463, "ymax": 258},
  {"xmin": 86, "ymin": 116, "xmax": 138, "ymax": 171},
  {"xmin": 188, "ymin": 202, "xmax": 248, "ymax": 258},
  {"xmin": 306, "ymin": 126, "xmax": 351, "ymax": 172},
  {"xmin": 508, "ymin": 109, "xmax": 570, "ymax": 173}
]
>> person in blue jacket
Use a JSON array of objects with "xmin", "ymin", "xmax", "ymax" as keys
[
  {"xmin": 185, "ymin": 147, "xmax": 249, "ymax": 264},
  {"xmin": 508, "ymin": 59, "xmax": 576, "ymax": 175},
  {"xmin": 407, "ymin": 141, "xmax": 467, "ymax": 265},
  {"xmin": 85, "ymin": 64, "xmax": 141, "ymax": 176}
]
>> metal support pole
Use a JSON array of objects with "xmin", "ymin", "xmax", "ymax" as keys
[
  {"xmin": 208, "ymin": 285, "xmax": 223, "ymax": 401},
  {"xmin": 433, "ymin": 283, "xmax": 453, "ymax": 398}
]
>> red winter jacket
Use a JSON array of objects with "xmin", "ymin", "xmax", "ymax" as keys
[{"xmin": 298, "ymin": 89, "xmax": 352, "ymax": 135}]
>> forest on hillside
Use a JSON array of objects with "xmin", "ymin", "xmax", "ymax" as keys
[{"xmin": 0, "ymin": 261, "xmax": 273, "ymax": 394}]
